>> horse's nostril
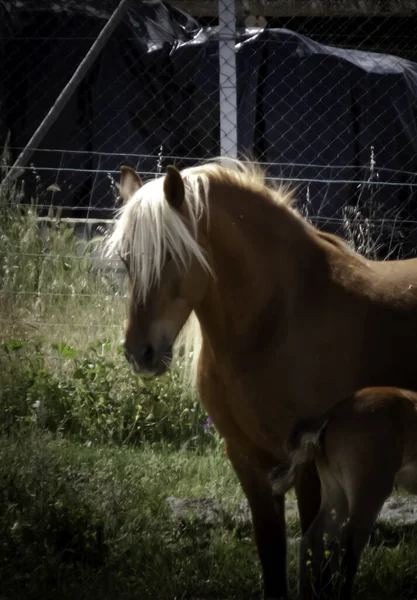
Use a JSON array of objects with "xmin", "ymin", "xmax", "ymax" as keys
[
  {"xmin": 124, "ymin": 343, "xmax": 157, "ymax": 371},
  {"xmin": 142, "ymin": 344, "xmax": 154, "ymax": 366}
]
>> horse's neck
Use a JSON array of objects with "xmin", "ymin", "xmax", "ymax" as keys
[{"xmin": 195, "ymin": 184, "xmax": 329, "ymax": 357}]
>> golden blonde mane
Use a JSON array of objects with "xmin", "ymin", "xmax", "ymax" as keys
[
  {"xmin": 107, "ymin": 158, "xmax": 296, "ymax": 392},
  {"xmin": 183, "ymin": 157, "xmax": 295, "ymax": 209}
]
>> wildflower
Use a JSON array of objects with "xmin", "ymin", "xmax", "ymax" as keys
[{"xmin": 203, "ymin": 416, "xmax": 213, "ymax": 431}]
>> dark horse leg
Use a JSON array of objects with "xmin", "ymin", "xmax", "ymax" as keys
[
  {"xmin": 226, "ymin": 442, "xmax": 288, "ymax": 600},
  {"xmin": 295, "ymin": 461, "xmax": 321, "ymax": 535},
  {"xmin": 295, "ymin": 462, "xmax": 322, "ymax": 600},
  {"xmin": 297, "ymin": 461, "xmax": 394, "ymax": 600}
]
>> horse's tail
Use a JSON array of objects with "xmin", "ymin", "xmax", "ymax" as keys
[
  {"xmin": 270, "ymin": 416, "xmax": 329, "ymax": 496},
  {"xmin": 288, "ymin": 415, "xmax": 329, "ymax": 457}
]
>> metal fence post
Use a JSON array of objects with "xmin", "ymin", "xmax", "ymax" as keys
[
  {"xmin": 219, "ymin": 0, "xmax": 237, "ymax": 158},
  {"xmin": 1, "ymin": 0, "xmax": 133, "ymax": 188}
]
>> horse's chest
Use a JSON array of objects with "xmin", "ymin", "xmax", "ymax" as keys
[{"xmin": 198, "ymin": 368, "xmax": 292, "ymax": 457}]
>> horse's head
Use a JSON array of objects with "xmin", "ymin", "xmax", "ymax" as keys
[{"xmin": 112, "ymin": 165, "xmax": 210, "ymax": 376}]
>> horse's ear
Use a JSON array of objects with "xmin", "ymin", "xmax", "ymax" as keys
[
  {"xmin": 164, "ymin": 165, "xmax": 185, "ymax": 211},
  {"xmin": 119, "ymin": 166, "xmax": 142, "ymax": 203}
]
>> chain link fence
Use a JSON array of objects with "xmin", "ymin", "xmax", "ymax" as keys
[
  {"xmin": 1, "ymin": 0, "xmax": 417, "ymax": 344},
  {"xmin": 238, "ymin": 11, "xmax": 417, "ymax": 260}
]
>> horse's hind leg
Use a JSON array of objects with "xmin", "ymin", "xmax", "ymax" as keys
[
  {"xmin": 301, "ymin": 456, "xmax": 398, "ymax": 600},
  {"xmin": 339, "ymin": 472, "xmax": 396, "ymax": 599},
  {"xmin": 298, "ymin": 485, "xmax": 349, "ymax": 600},
  {"xmin": 226, "ymin": 442, "xmax": 288, "ymax": 599}
]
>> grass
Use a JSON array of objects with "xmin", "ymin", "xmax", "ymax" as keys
[
  {"xmin": 0, "ymin": 431, "xmax": 264, "ymax": 600},
  {"xmin": 1, "ymin": 431, "xmax": 417, "ymax": 600},
  {"xmin": 0, "ymin": 337, "xmax": 212, "ymax": 448},
  {"xmin": 0, "ymin": 196, "xmax": 125, "ymax": 348},
  {"xmin": 1, "ymin": 179, "xmax": 417, "ymax": 599}
]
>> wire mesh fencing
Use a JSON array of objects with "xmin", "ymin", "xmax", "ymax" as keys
[
  {"xmin": 236, "ymin": 9, "xmax": 417, "ymax": 261},
  {"xmin": 1, "ymin": 0, "xmax": 417, "ymax": 346}
]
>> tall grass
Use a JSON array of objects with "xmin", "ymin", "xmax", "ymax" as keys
[
  {"xmin": 0, "ymin": 200, "xmax": 126, "ymax": 347},
  {"xmin": 0, "ymin": 179, "xmax": 212, "ymax": 449}
]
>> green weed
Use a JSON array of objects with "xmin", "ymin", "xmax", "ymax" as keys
[{"xmin": 1, "ymin": 338, "xmax": 213, "ymax": 450}]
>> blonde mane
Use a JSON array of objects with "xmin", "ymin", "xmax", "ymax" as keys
[
  {"xmin": 184, "ymin": 157, "xmax": 295, "ymax": 208},
  {"xmin": 107, "ymin": 158, "xmax": 296, "ymax": 391}
]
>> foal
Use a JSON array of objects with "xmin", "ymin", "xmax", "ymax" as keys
[{"xmin": 274, "ymin": 386, "xmax": 417, "ymax": 599}]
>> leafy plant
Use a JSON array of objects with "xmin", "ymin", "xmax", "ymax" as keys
[{"xmin": 1, "ymin": 338, "xmax": 212, "ymax": 450}]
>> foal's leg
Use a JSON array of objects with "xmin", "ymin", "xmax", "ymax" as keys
[
  {"xmin": 295, "ymin": 461, "xmax": 321, "ymax": 535},
  {"xmin": 300, "ymin": 449, "xmax": 399, "ymax": 600},
  {"xmin": 339, "ymin": 473, "xmax": 396, "ymax": 599},
  {"xmin": 298, "ymin": 488, "xmax": 348, "ymax": 600},
  {"xmin": 226, "ymin": 442, "xmax": 288, "ymax": 600}
]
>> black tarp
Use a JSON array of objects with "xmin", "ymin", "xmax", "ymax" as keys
[{"xmin": 1, "ymin": 0, "xmax": 417, "ymax": 254}]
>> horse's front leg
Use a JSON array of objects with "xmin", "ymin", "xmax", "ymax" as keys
[{"xmin": 226, "ymin": 442, "xmax": 288, "ymax": 600}]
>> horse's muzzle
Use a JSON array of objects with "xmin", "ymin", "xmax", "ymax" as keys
[{"xmin": 123, "ymin": 341, "xmax": 172, "ymax": 376}]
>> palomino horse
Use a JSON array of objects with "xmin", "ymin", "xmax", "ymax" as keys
[
  {"xmin": 108, "ymin": 159, "xmax": 417, "ymax": 599},
  {"xmin": 274, "ymin": 386, "xmax": 417, "ymax": 599}
]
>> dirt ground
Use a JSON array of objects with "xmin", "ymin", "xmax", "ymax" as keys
[{"xmin": 167, "ymin": 493, "xmax": 417, "ymax": 530}]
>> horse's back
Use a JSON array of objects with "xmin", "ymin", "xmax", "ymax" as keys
[
  {"xmin": 325, "ymin": 386, "xmax": 417, "ymax": 421},
  {"xmin": 323, "ymin": 387, "xmax": 417, "ymax": 449}
]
